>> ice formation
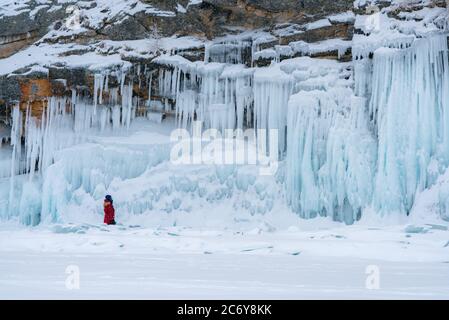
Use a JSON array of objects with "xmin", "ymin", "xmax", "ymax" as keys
[
  {"xmin": 153, "ymin": 55, "xmax": 254, "ymax": 131},
  {"xmin": 205, "ymin": 39, "xmax": 252, "ymax": 65},
  {"xmin": 1, "ymin": 76, "xmax": 139, "ymax": 225},
  {"xmin": 253, "ymin": 66, "xmax": 294, "ymax": 155},
  {"xmin": 286, "ymin": 88, "xmax": 376, "ymax": 224},
  {"xmin": 286, "ymin": 34, "xmax": 449, "ymax": 223},
  {"xmin": 2, "ymin": 5, "xmax": 449, "ymax": 226},
  {"xmin": 369, "ymin": 35, "xmax": 449, "ymax": 215},
  {"xmin": 290, "ymin": 39, "xmax": 352, "ymax": 59}
]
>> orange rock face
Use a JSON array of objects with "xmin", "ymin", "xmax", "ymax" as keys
[{"xmin": 19, "ymin": 79, "xmax": 52, "ymax": 117}]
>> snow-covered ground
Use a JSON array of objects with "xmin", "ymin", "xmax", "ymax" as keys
[
  {"xmin": 1, "ymin": 221, "xmax": 448, "ymax": 299},
  {"xmin": 0, "ymin": 119, "xmax": 448, "ymax": 299}
]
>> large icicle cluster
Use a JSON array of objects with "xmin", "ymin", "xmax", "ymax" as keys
[
  {"xmin": 2, "ymin": 75, "xmax": 138, "ymax": 225},
  {"xmin": 153, "ymin": 55, "xmax": 254, "ymax": 131},
  {"xmin": 284, "ymin": 57, "xmax": 376, "ymax": 224},
  {"xmin": 286, "ymin": 34, "xmax": 449, "ymax": 223},
  {"xmin": 205, "ymin": 39, "xmax": 252, "ymax": 65},
  {"xmin": 154, "ymin": 55, "xmax": 295, "ymax": 155},
  {"xmin": 92, "ymin": 71, "xmax": 137, "ymax": 129},
  {"xmin": 369, "ymin": 35, "xmax": 449, "ymax": 215}
]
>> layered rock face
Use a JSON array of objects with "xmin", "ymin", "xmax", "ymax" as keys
[
  {"xmin": 1, "ymin": 0, "xmax": 354, "ymax": 45},
  {"xmin": 0, "ymin": 0, "xmax": 358, "ymax": 107},
  {"xmin": 1, "ymin": 0, "xmax": 446, "ymax": 106}
]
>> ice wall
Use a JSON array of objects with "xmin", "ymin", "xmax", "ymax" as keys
[
  {"xmin": 153, "ymin": 31, "xmax": 449, "ymax": 223},
  {"xmin": 369, "ymin": 35, "xmax": 449, "ymax": 215},
  {"xmin": 285, "ymin": 34, "xmax": 449, "ymax": 222},
  {"xmin": 286, "ymin": 77, "xmax": 375, "ymax": 224},
  {"xmin": 40, "ymin": 141, "xmax": 170, "ymax": 224},
  {"xmin": 1, "ymin": 79, "xmax": 138, "ymax": 225}
]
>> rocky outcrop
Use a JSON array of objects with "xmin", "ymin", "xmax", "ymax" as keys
[
  {"xmin": 205, "ymin": 0, "xmax": 353, "ymax": 25},
  {"xmin": 0, "ymin": 3, "xmax": 67, "ymax": 58},
  {"xmin": 0, "ymin": 0, "xmax": 357, "ymax": 103},
  {"xmin": 0, "ymin": 0, "xmax": 447, "ymax": 114},
  {"xmin": 1, "ymin": 1, "xmax": 355, "ymax": 45},
  {"xmin": 115, "ymin": 0, "xmax": 355, "ymax": 39}
]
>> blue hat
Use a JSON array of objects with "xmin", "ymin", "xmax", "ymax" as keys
[{"xmin": 105, "ymin": 195, "xmax": 113, "ymax": 203}]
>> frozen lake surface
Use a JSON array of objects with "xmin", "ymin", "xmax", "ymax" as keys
[{"xmin": 1, "ymin": 222, "xmax": 448, "ymax": 299}]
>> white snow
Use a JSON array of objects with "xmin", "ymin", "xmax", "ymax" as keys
[
  {"xmin": 0, "ymin": 42, "xmax": 131, "ymax": 76},
  {"xmin": 0, "ymin": 0, "xmax": 175, "ymax": 22},
  {"xmin": 0, "ymin": 35, "xmax": 205, "ymax": 76},
  {"xmin": 176, "ymin": 3, "xmax": 187, "ymax": 14},
  {"xmin": 0, "ymin": 0, "xmax": 34, "ymax": 18},
  {"xmin": 398, "ymin": 6, "xmax": 447, "ymax": 22},
  {"xmin": 352, "ymin": 6, "xmax": 448, "ymax": 58},
  {"xmin": 0, "ymin": 219, "xmax": 448, "ymax": 298},
  {"xmin": 290, "ymin": 39, "xmax": 352, "ymax": 58},
  {"xmin": 253, "ymin": 48, "xmax": 277, "ymax": 61},
  {"xmin": 306, "ymin": 19, "xmax": 332, "ymax": 30},
  {"xmin": 328, "ymin": 11, "xmax": 356, "ymax": 24}
]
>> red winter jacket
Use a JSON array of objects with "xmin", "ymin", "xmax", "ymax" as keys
[{"xmin": 104, "ymin": 203, "xmax": 115, "ymax": 224}]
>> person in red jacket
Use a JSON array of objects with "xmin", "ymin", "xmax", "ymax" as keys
[{"xmin": 103, "ymin": 195, "xmax": 116, "ymax": 225}]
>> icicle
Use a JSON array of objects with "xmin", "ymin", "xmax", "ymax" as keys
[
  {"xmin": 137, "ymin": 64, "xmax": 141, "ymax": 89},
  {"xmin": 8, "ymin": 105, "xmax": 22, "ymax": 217},
  {"xmin": 204, "ymin": 43, "xmax": 210, "ymax": 63},
  {"xmin": 253, "ymin": 66, "xmax": 294, "ymax": 155},
  {"xmin": 285, "ymin": 34, "xmax": 449, "ymax": 222},
  {"xmin": 353, "ymin": 59, "xmax": 372, "ymax": 98},
  {"xmin": 122, "ymin": 84, "xmax": 134, "ymax": 129},
  {"xmin": 104, "ymin": 73, "xmax": 109, "ymax": 92},
  {"xmin": 286, "ymin": 88, "xmax": 375, "ymax": 224},
  {"xmin": 99, "ymin": 107, "xmax": 109, "ymax": 132},
  {"xmin": 177, "ymin": 90, "xmax": 197, "ymax": 128},
  {"xmin": 119, "ymin": 70, "xmax": 126, "ymax": 96},
  {"xmin": 93, "ymin": 73, "xmax": 106, "ymax": 115},
  {"xmin": 147, "ymin": 70, "xmax": 153, "ymax": 105},
  {"xmin": 235, "ymin": 77, "xmax": 253, "ymax": 130},
  {"xmin": 206, "ymin": 39, "xmax": 252, "ymax": 65}
]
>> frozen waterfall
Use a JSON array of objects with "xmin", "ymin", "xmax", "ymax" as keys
[
  {"xmin": 285, "ymin": 34, "xmax": 449, "ymax": 223},
  {"xmin": 2, "ymin": 29, "xmax": 449, "ymax": 226},
  {"xmin": 370, "ymin": 35, "xmax": 449, "ymax": 215},
  {"xmin": 1, "ymin": 80, "xmax": 138, "ymax": 225}
]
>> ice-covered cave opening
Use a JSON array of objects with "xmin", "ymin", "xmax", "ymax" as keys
[{"xmin": 1, "ymin": 29, "xmax": 449, "ymax": 226}]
